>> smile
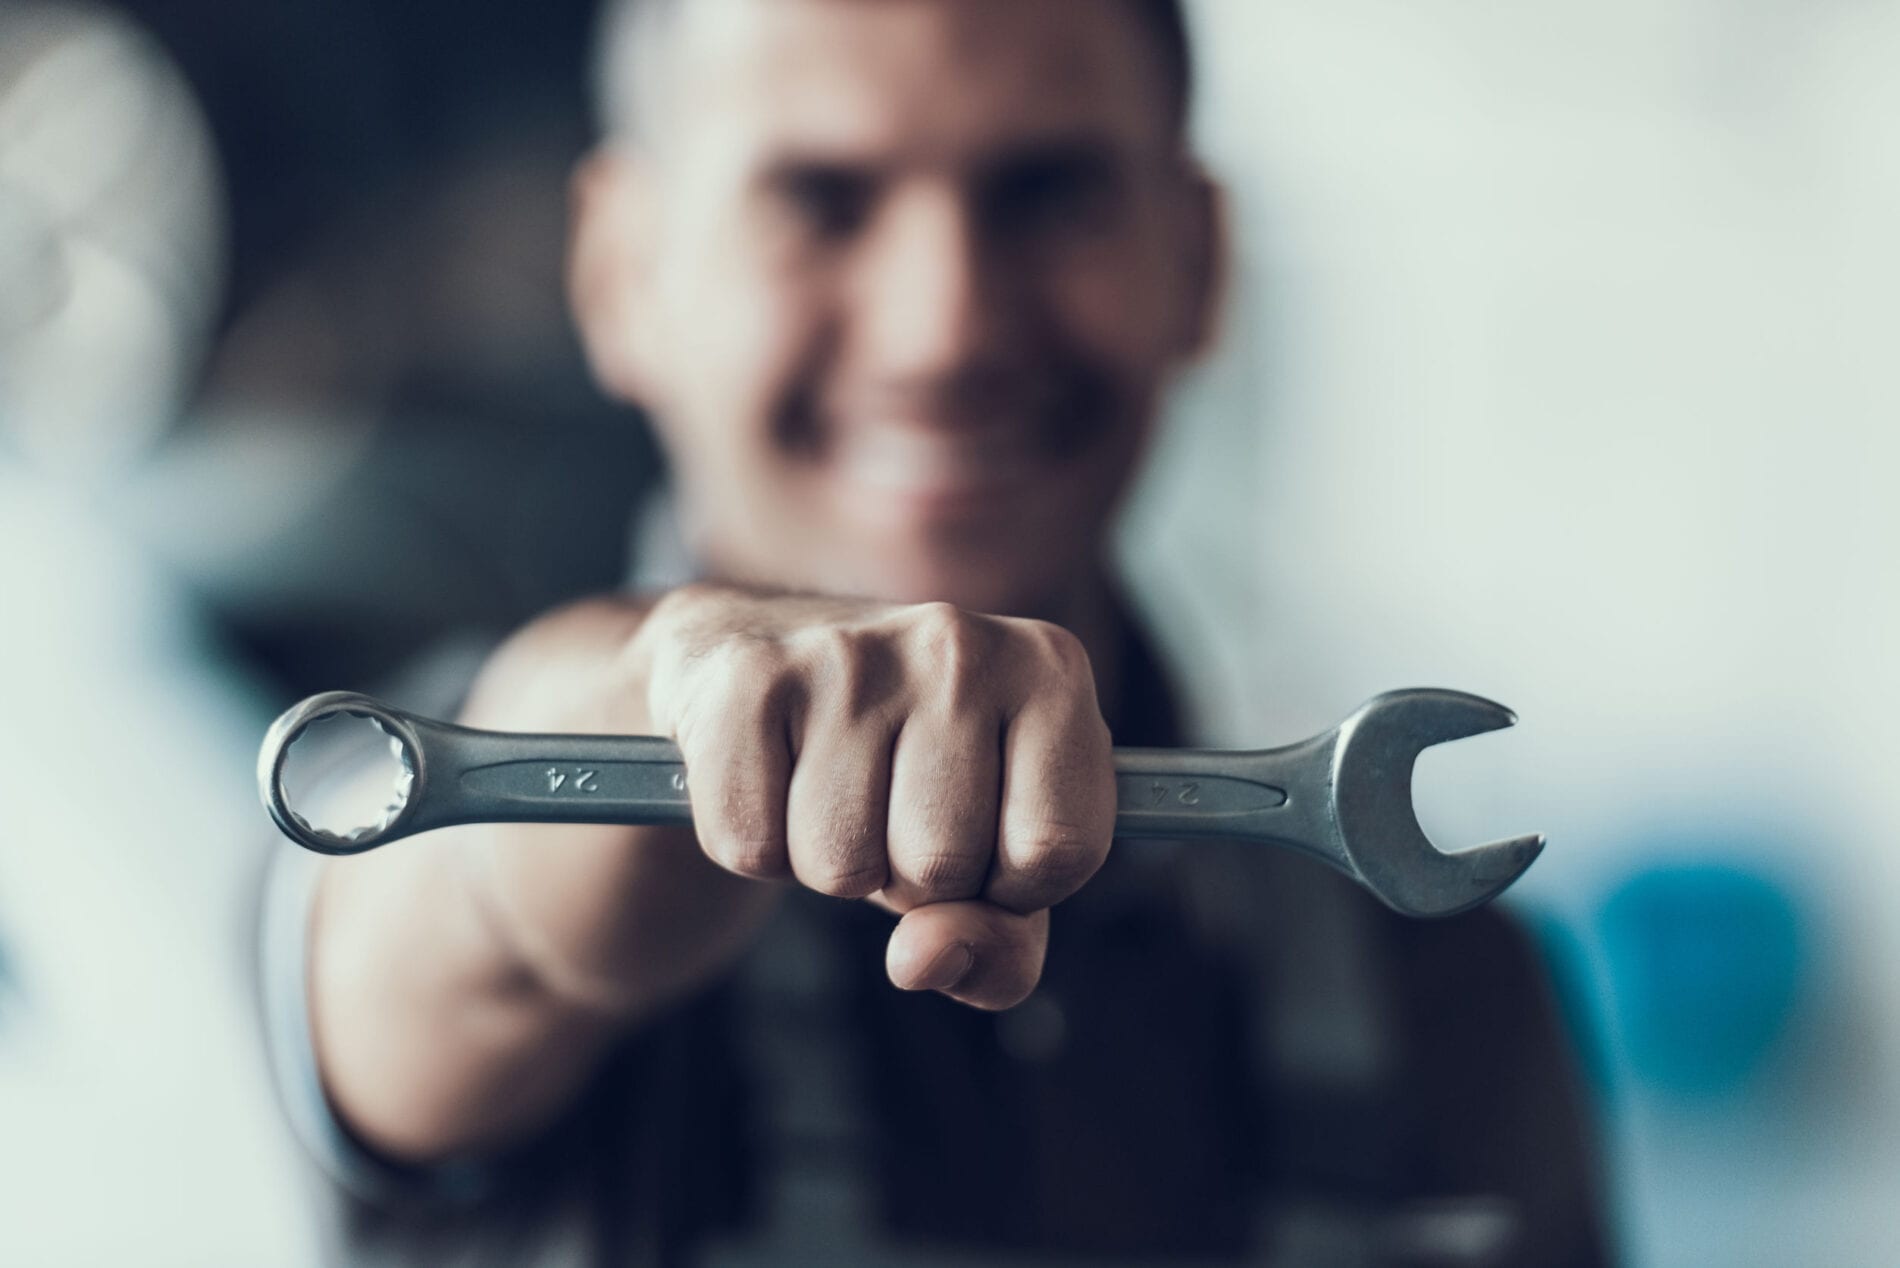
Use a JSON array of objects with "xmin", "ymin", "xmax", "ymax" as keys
[{"xmin": 831, "ymin": 426, "xmax": 1045, "ymax": 515}]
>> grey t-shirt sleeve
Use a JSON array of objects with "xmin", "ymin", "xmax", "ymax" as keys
[{"xmin": 259, "ymin": 846, "xmax": 496, "ymax": 1208}]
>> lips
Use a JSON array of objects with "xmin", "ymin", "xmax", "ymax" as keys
[{"xmin": 831, "ymin": 424, "xmax": 1043, "ymax": 517}]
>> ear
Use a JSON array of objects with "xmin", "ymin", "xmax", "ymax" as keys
[
  {"xmin": 1171, "ymin": 166, "xmax": 1228, "ymax": 362},
  {"xmin": 568, "ymin": 146, "xmax": 660, "ymax": 406}
]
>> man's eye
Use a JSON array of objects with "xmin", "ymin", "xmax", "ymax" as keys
[
  {"xmin": 773, "ymin": 168, "xmax": 874, "ymax": 240},
  {"xmin": 983, "ymin": 157, "xmax": 1121, "ymax": 238}
]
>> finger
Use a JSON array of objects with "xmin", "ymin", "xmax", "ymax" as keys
[
  {"xmin": 785, "ymin": 710, "xmax": 894, "ymax": 899},
  {"xmin": 882, "ymin": 710, "xmax": 1001, "ymax": 909},
  {"xmin": 676, "ymin": 679, "xmax": 794, "ymax": 882},
  {"xmin": 986, "ymin": 697, "xmax": 1115, "ymax": 914},
  {"xmin": 885, "ymin": 900, "xmax": 1048, "ymax": 1011}
]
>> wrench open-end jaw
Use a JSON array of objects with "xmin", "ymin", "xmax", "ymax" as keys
[
  {"xmin": 1327, "ymin": 689, "xmax": 1546, "ymax": 917},
  {"xmin": 1107, "ymin": 688, "xmax": 1544, "ymax": 918},
  {"xmin": 262, "ymin": 687, "xmax": 1544, "ymax": 918}
]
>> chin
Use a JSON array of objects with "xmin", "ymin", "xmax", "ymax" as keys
[{"xmin": 840, "ymin": 539, "xmax": 1081, "ymax": 619}]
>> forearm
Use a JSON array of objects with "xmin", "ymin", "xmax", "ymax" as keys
[
  {"xmin": 305, "ymin": 594, "xmax": 782, "ymax": 1162},
  {"xmin": 309, "ymin": 822, "xmax": 778, "ymax": 1161}
]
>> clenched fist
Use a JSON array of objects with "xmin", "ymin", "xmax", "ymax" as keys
[{"xmin": 636, "ymin": 584, "xmax": 1117, "ymax": 1008}]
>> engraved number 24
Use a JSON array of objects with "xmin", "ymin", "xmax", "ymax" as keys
[{"xmin": 1150, "ymin": 781, "xmax": 1199, "ymax": 807}]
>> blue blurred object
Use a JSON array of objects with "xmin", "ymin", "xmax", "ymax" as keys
[
  {"xmin": 1595, "ymin": 855, "xmax": 1806, "ymax": 1098},
  {"xmin": 1528, "ymin": 913, "xmax": 1617, "ymax": 1094}
]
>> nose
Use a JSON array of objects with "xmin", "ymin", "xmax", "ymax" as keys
[{"xmin": 850, "ymin": 185, "xmax": 1018, "ymax": 394}]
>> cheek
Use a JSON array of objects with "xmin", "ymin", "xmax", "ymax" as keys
[
  {"xmin": 654, "ymin": 239, "xmax": 831, "ymax": 473},
  {"xmin": 1044, "ymin": 250, "xmax": 1177, "ymax": 489},
  {"xmin": 1048, "ymin": 221, "xmax": 1190, "ymax": 370}
]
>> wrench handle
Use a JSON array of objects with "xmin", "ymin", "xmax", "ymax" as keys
[
  {"xmin": 422, "ymin": 731, "xmax": 1298, "ymax": 842},
  {"xmin": 1109, "ymin": 749, "xmax": 1290, "ymax": 839},
  {"xmin": 413, "ymin": 727, "xmax": 695, "ymax": 835}
]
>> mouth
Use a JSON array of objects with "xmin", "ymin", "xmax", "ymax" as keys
[
  {"xmin": 830, "ymin": 425, "xmax": 1045, "ymax": 518},
  {"xmin": 790, "ymin": 364, "xmax": 1122, "ymax": 526}
]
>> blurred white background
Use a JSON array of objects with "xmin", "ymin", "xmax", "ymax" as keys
[{"xmin": 1124, "ymin": 2, "xmax": 1900, "ymax": 1264}]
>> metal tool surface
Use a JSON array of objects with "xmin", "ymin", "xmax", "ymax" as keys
[{"xmin": 259, "ymin": 688, "xmax": 1543, "ymax": 918}]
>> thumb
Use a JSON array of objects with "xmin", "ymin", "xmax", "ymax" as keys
[{"xmin": 884, "ymin": 900, "xmax": 1047, "ymax": 1011}]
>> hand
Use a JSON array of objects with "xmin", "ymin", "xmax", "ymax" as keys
[{"xmin": 635, "ymin": 584, "xmax": 1117, "ymax": 1009}]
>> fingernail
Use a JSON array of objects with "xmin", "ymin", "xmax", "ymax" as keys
[{"xmin": 910, "ymin": 942, "xmax": 975, "ymax": 992}]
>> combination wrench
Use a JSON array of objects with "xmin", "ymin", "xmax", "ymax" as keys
[{"xmin": 258, "ymin": 687, "xmax": 1543, "ymax": 918}]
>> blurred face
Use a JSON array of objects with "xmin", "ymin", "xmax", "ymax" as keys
[{"xmin": 573, "ymin": 0, "xmax": 1217, "ymax": 616}]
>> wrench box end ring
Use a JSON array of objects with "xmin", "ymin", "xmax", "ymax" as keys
[{"xmin": 260, "ymin": 692, "xmax": 424, "ymax": 856}]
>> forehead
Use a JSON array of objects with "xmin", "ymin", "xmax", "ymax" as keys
[{"xmin": 656, "ymin": 0, "xmax": 1176, "ymax": 163}]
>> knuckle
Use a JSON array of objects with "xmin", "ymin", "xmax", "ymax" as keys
[
  {"xmin": 682, "ymin": 641, "xmax": 798, "ymax": 741},
  {"xmin": 911, "ymin": 601, "xmax": 978, "ymax": 655},
  {"xmin": 804, "ymin": 626, "xmax": 894, "ymax": 720},
  {"xmin": 995, "ymin": 618, "xmax": 1098, "ymax": 709},
  {"xmin": 909, "ymin": 600, "xmax": 965, "ymax": 638},
  {"xmin": 795, "ymin": 624, "xmax": 859, "ymax": 673},
  {"xmin": 1025, "ymin": 619, "xmax": 1091, "ymax": 679},
  {"xmin": 791, "ymin": 817, "xmax": 887, "ymax": 896},
  {"xmin": 807, "ymin": 854, "xmax": 889, "ymax": 899},
  {"xmin": 1003, "ymin": 823, "xmax": 1104, "ymax": 894},
  {"xmin": 906, "ymin": 604, "xmax": 993, "ymax": 706},
  {"xmin": 904, "ymin": 848, "xmax": 990, "ymax": 901},
  {"xmin": 715, "ymin": 635, "xmax": 791, "ymax": 688},
  {"xmin": 707, "ymin": 831, "xmax": 787, "ymax": 880},
  {"xmin": 702, "ymin": 785, "xmax": 788, "ymax": 879}
]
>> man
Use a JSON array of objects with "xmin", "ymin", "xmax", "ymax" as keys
[{"xmin": 273, "ymin": 0, "xmax": 1609, "ymax": 1262}]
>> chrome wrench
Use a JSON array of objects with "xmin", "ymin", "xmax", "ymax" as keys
[{"xmin": 258, "ymin": 688, "xmax": 1543, "ymax": 918}]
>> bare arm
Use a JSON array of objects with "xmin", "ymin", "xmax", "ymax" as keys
[
  {"xmin": 308, "ymin": 585, "xmax": 1114, "ymax": 1162},
  {"xmin": 309, "ymin": 597, "xmax": 781, "ymax": 1162}
]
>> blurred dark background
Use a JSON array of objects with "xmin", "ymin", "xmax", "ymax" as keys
[{"xmin": 129, "ymin": 0, "xmax": 657, "ymax": 691}]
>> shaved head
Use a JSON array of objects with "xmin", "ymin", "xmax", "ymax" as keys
[{"xmin": 591, "ymin": 0, "xmax": 1195, "ymax": 145}]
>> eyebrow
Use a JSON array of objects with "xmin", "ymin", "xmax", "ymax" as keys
[
  {"xmin": 754, "ymin": 153, "xmax": 883, "ymax": 190},
  {"xmin": 750, "ymin": 130, "xmax": 1136, "ymax": 187},
  {"xmin": 976, "ymin": 135, "xmax": 1128, "ymax": 184}
]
